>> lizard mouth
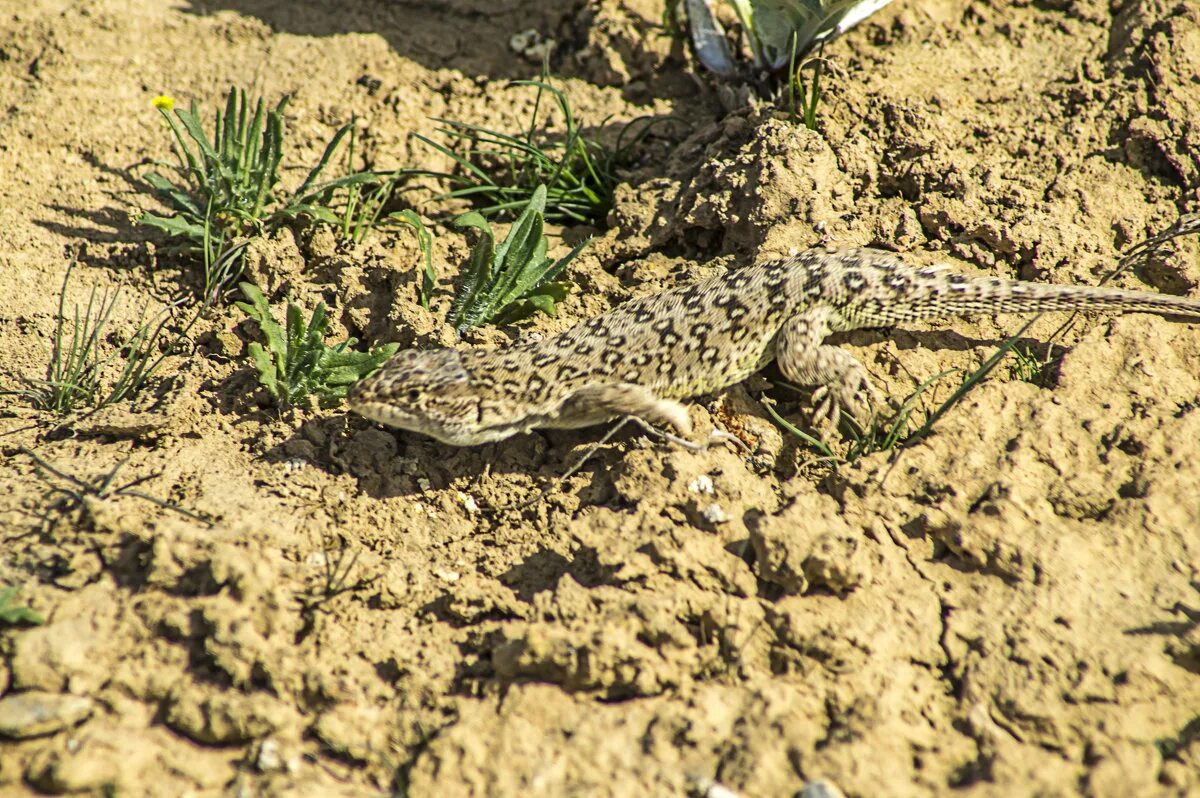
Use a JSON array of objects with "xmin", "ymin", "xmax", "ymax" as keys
[{"xmin": 347, "ymin": 398, "xmax": 415, "ymax": 430}]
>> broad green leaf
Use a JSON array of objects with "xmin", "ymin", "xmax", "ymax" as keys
[
  {"xmin": 139, "ymin": 212, "xmax": 207, "ymax": 241},
  {"xmin": 246, "ymin": 342, "xmax": 279, "ymax": 399},
  {"xmin": 448, "ymin": 211, "xmax": 495, "ymax": 330},
  {"xmin": 234, "ymin": 282, "xmax": 288, "ymax": 370}
]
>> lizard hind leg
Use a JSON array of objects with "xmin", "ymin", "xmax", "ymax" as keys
[{"xmin": 775, "ymin": 307, "xmax": 883, "ymax": 432}]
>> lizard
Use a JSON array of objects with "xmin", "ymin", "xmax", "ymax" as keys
[{"xmin": 346, "ymin": 247, "xmax": 1200, "ymax": 447}]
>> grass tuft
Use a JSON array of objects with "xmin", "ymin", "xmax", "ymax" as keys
[
  {"xmin": 140, "ymin": 88, "xmax": 402, "ymax": 298},
  {"xmin": 234, "ymin": 283, "xmax": 399, "ymax": 409},
  {"xmin": 1006, "ymin": 342, "xmax": 1048, "ymax": 385},
  {"xmin": 12, "ymin": 262, "xmax": 199, "ymax": 416},
  {"xmin": 785, "ymin": 38, "xmax": 826, "ymax": 130},
  {"xmin": 413, "ymin": 80, "xmax": 642, "ymax": 225},
  {"xmin": 446, "ymin": 185, "xmax": 587, "ymax": 335}
]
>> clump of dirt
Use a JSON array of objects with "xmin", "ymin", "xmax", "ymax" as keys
[{"xmin": 2, "ymin": 0, "xmax": 1199, "ymax": 795}]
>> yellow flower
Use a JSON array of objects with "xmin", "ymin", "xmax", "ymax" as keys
[{"xmin": 151, "ymin": 95, "xmax": 175, "ymax": 111}]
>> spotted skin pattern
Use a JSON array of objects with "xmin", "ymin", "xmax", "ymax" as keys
[{"xmin": 348, "ymin": 247, "xmax": 1200, "ymax": 446}]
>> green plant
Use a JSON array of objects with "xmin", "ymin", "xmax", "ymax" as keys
[
  {"xmin": 316, "ymin": 121, "xmax": 411, "ymax": 245},
  {"xmin": 234, "ymin": 283, "xmax": 399, "ymax": 408},
  {"xmin": 414, "ymin": 80, "xmax": 636, "ymax": 225},
  {"xmin": 13, "ymin": 263, "xmax": 198, "ymax": 415},
  {"xmin": 389, "ymin": 210, "xmax": 438, "ymax": 309},
  {"xmin": 786, "ymin": 40, "xmax": 826, "ymax": 130},
  {"xmin": 1006, "ymin": 342, "xmax": 1048, "ymax": 384},
  {"xmin": 906, "ymin": 321, "xmax": 1037, "ymax": 446},
  {"xmin": 446, "ymin": 185, "xmax": 587, "ymax": 334},
  {"xmin": 140, "ymin": 88, "xmax": 398, "ymax": 291},
  {"xmin": 0, "ymin": 586, "xmax": 44, "ymax": 627}
]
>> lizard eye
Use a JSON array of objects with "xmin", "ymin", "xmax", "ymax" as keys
[{"xmin": 407, "ymin": 389, "xmax": 421, "ymax": 402}]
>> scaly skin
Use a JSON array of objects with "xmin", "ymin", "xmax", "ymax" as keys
[{"xmin": 347, "ymin": 248, "xmax": 1200, "ymax": 446}]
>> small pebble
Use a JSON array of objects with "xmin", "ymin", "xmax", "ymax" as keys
[
  {"xmin": 457, "ymin": 491, "xmax": 479, "ymax": 513},
  {"xmin": 796, "ymin": 779, "xmax": 846, "ymax": 798},
  {"xmin": 688, "ymin": 475, "xmax": 715, "ymax": 494},
  {"xmin": 433, "ymin": 568, "xmax": 460, "ymax": 583},
  {"xmin": 0, "ymin": 691, "xmax": 94, "ymax": 739},
  {"xmin": 256, "ymin": 738, "xmax": 283, "ymax": 772},
  {"xmin": 701, "ymin": 503, "xmax": 729, "ymax": 525}
]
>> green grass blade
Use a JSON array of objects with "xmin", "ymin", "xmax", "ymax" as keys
[
  {"xmin": 412, "ymin": 132, "xmax": 496, "ymax": 184},
  {"xmin": 220, "ymin": 87, "xmax": 237, "ymax": 161},
  {"xmin": 763, "ymin": 399, "xmax": 839, "ymax": 460},
  {"xmin": 392, "ymin": 210, "xmax": 437, "ymax": 309},
  {"xmin": 294, "ymin": 122, "xmax": 354, "ymax": 200},
  {"xmin": 909, "ymin": 321, "xmax": 1036, "ymax": 444}
]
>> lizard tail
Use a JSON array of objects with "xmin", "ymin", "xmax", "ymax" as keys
[{"xmin": 884, "ymin": 273, "xmax": 1200, "ymax": 324}]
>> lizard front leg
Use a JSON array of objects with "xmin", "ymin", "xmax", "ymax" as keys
[
  {"xmin": 774, "ymin": 307, "xmax": 882, "ymax": 431},
  {"xmin": 555, "ymin": 382, "xmax": 743, "ymax": 452},
  {"xmin": 554, "ymin": 382, "xmax": 694, "ymax": 435}
]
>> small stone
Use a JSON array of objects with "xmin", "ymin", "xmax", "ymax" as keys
[
  {"xmin": 700, "ymin": 503, "xmax": 729, "ymax": 525},
  {"xmin": 796, "ymin": 779, "xmax": 846, "ymax": 798},
  {"xmin": 687, "ymin": 475, "xmax": 715, "ymax": 494},
  {"xmin": 0, "ymin": 691, "xmax": 94, "ymax": 739},
  {"xmin": 255, "ymin": 737, "xmax": 284, "ymax": 773},
  {"xmin": 457, "ymin": 491, "xmax": 479, "ymax": 513}
]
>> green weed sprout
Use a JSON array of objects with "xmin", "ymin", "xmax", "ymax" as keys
[
  {"xmin": 1006, "ymin": 342, "xmax": 1048, "ymax": 385},
  {"xmin": 310, "ymin": 121, "xmax": 410, "ymax": 245},
  {"xmin": 140, "ymin": 89, "xmax": 398, "ymax": 284},
  {"xmin": 414, "ymin": 80, "xmax": 631, "ymax": 225},
  {"xmin": 446, "ymin": 185, "xmax": 587, "ymax": 335},
  {"xmin": 785, "ymin": 38, "xmax": 826, "ymax": 130},
  {"xmin": 0, "ymin": 586, "xmax": 44, "ymax": 627},
  {"xmin": 234, "ymin": 283, "xmax": 398, "ymax": 408},
  {"xmin": 770, "ymin": 322, "xmax": 1043, "ymax": 462},
  {"xmin": 13, "ymin": 263, "xmax": 196, "ymax": 415},
  {"xmin": 906, "ymin": 321, "xmax": 1037, "ymax": 446},
  {"xmin": 389, "ymin": 209, "xmax": 438, "ymax": 310}
]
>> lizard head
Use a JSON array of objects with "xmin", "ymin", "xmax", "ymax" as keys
[{"xmin": 347, "ymin": 348, "xmax": 522, "ymax": 446}]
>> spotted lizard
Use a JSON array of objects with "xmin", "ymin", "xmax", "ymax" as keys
[{"xmin": 347, "ymin": 247, "xmax": 1200, "ymax": 447}]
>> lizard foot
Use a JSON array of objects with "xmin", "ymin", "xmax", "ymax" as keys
[
  {"xmin": 809, "ymin": 363, "xmax": 883, "ymax": 433},
  {"xmin": 628, "ymin": 416, "xmax": 748, "ymax": 453}
]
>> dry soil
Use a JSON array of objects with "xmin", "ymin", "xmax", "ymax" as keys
[{"xmin": 1, "ymin": 0, "xmax": 1199, "ymax": 796}]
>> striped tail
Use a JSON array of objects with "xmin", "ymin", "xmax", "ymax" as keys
[{"xmin": 875, "ymin": 269, "xmax": 1200, "ymax": 325}]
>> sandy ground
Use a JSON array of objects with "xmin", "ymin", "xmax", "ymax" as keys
[{"xmin": 2, "ymin": 0, "xmax": 1199, "ymax": 795}]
